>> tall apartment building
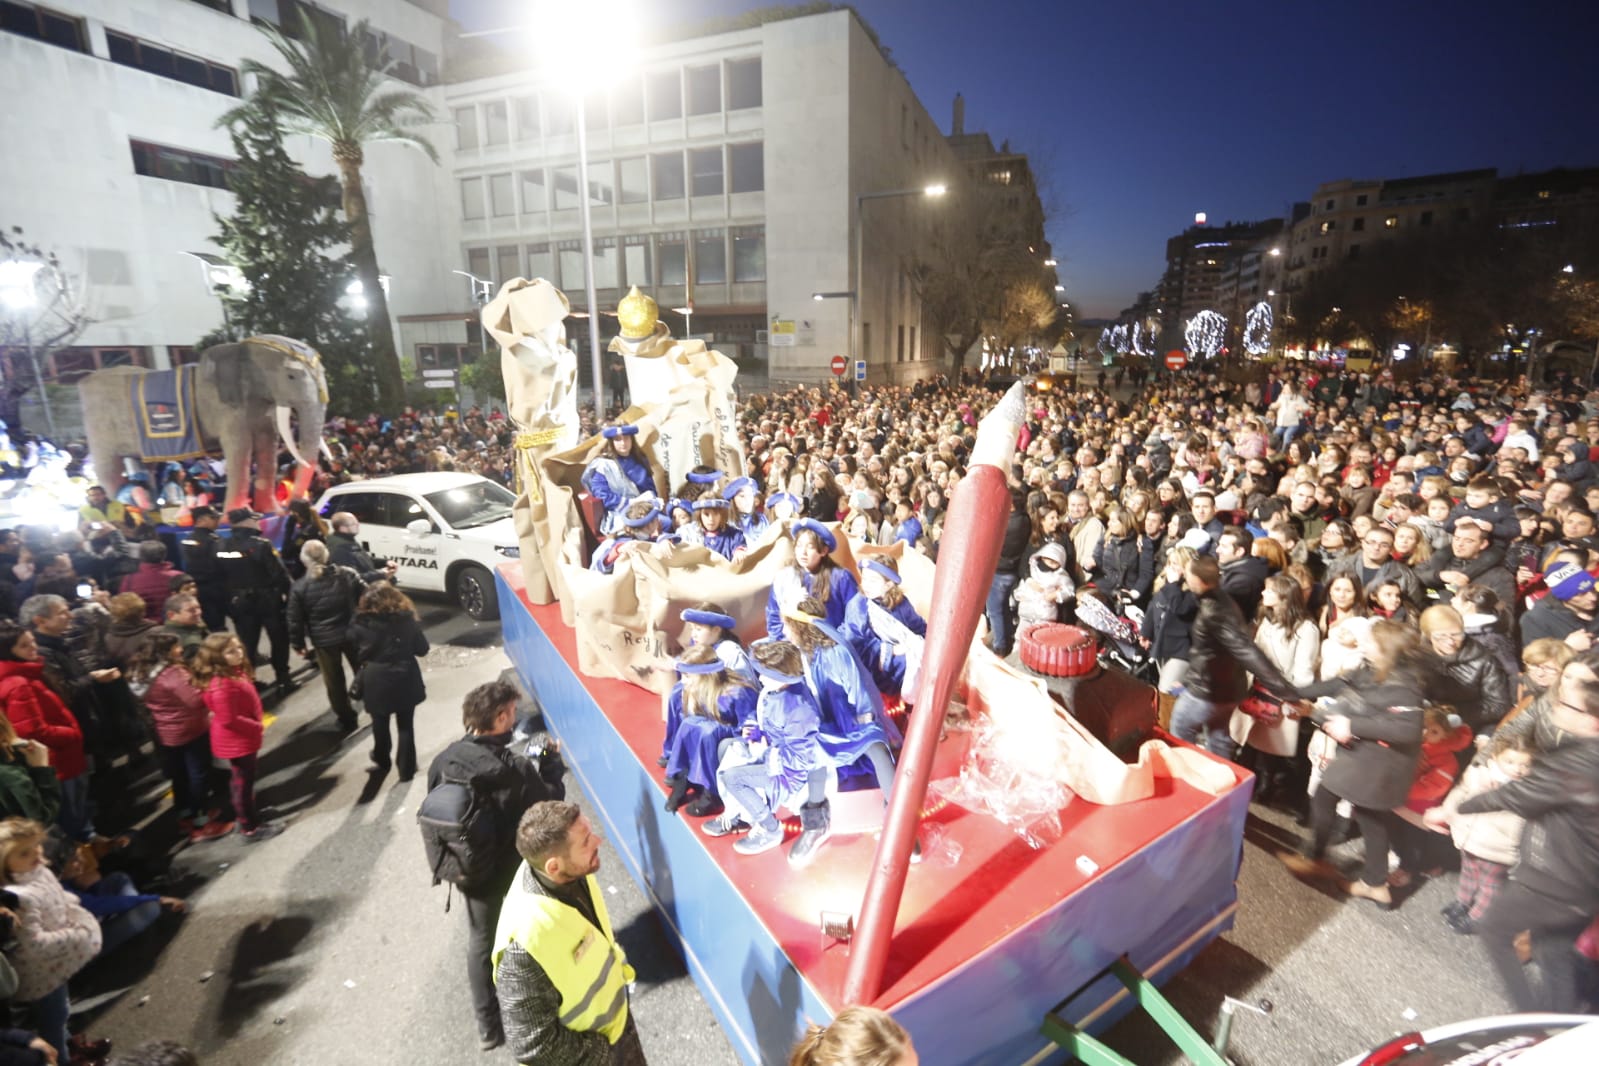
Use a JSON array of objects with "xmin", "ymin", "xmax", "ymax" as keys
[
  {"xmin": 2, "ymin": 2, "xmax": 994, "ymax": 432},
  {"xmin": 1155, "ymin": 218, "xmax": 1283, "ymax": 329},
  {"xmin": 1281, "ymin": 169, "xmax": 1496, "ymax": 292},
  {"xmin": 439, "ymin": 8, "xmax": 962, "ymax": 386}
]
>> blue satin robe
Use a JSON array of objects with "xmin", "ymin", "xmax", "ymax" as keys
[{"xmin": 841, "ymin": 593, "xmax": 927, "ymax": 696}]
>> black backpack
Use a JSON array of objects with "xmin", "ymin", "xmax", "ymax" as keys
[{"xmin": 417, "ymin": 771, "xmax": 499, "ymax": 894}]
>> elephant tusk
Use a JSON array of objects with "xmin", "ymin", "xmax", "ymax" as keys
[
  {"xmin": 319, "ymin": 438, "xmax": 335, "ymax": 461},
  {"xmin": 276, "ymin": 404, "xmax": 312, "ymax": 468}
]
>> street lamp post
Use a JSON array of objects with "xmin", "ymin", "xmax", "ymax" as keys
[
  {"xmin": 852, "ymin": 184, "xmax": 945, "ymax": 392},
  {"xmin": 574, "ymin": 97, "xmax": 605, "ymax": 416}
]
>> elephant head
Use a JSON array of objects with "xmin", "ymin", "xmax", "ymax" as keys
[{"xmin": 200, "ymin": 335, "xmax": 329, "ymax": 509}]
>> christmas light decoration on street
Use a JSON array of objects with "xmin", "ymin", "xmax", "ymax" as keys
[
  {"xmin": 1098, "ymin": 325, "xmax": 1114, "ymax": 357},
  {"xmin": 1185, "ymin": 310, "xmax": 1226, "ymax": 360},
  {"xmin": 1243, "ymin": 300, "xmax": 1273, "ymax": 356},
  {"xmin": 1132, "ymin": 319, "xmax": 1157, "ymax": 357},
  {"xmin": 1109, "ymin": 323, "xmax": 1130, "ymax": 355}
]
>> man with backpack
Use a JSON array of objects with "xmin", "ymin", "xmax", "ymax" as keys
[{"xmin": 422, "ymin": 680, "xmax": 564, "ymax": 1052}]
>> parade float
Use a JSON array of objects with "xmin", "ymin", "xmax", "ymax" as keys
[{"xmin": 489, "ymin": 279, "xmax": 1254, "ymax": 1065}]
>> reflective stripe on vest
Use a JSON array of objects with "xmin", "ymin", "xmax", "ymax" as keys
[{"xmin": 492, "ymin": 869, "xmax": 634, "ymax": 1044}]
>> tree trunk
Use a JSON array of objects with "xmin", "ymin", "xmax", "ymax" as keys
[{"xmin": 336, "ymin": 152, "xmax": 405, "ymax": 414}]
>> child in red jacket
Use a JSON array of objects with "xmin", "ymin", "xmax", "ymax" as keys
[
  {"xmin": 1390, "ymin": 705, "xmax": 1473, "ymax": 886},
  {"xmin": 190, "ymin": 635, "xmax": 281, "ymax": 843}
]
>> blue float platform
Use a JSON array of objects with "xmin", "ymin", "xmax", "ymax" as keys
[{"xmin": 497, "ymin": 563, "xmax": 1252, "ymax": 1065}]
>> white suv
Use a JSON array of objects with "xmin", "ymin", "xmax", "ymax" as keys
[{"xmin": 313, "ymin": 472, "xmax": 519, "ymax": 620}]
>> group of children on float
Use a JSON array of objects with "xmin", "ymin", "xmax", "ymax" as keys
[
  {"xmin": 583, "ymin": 424, "xmax": 927, "ymax": 865},
  {"xmin": 583, "ymin": 424, "xmax": 797, "ymax": 570}
]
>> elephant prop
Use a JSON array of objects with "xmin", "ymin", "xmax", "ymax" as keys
[{"xmin": 77, "ymin": 335, "xmax": 329, "ymax": 512}]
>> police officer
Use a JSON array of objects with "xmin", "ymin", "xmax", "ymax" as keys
[
  {"xmin": 217, "ymin": 507, "xmax": 294, "ymax": 692},
  {"xmin": 179, "ymin": 505, "xmax": 228, "ymax": 632}
]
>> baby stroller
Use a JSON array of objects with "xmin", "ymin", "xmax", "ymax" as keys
[{"xmin": 1074, "ymin": 590, "xmax": 1157, "ymax": 684}]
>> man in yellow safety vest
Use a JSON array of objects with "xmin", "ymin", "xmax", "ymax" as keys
[{"xmin": 493, "ymin": 801, "xmax": 648, "ymax": 1065}]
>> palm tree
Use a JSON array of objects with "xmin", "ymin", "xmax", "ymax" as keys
[{"xmin": 222, "ymin": 12, "xmax": 436, "ymax": 413}]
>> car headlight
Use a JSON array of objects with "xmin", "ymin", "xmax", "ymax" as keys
[{"xmin": 495, "ymin": 545, "xmax": 520, "ymax": 558}]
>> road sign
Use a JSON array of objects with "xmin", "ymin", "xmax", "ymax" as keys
[
  {"xmin": 423, "ymin": 379, "xmax": 456, "ymax": 389},
  {"xmin": 854, "ymin": 359, "xmax": 866, "ymax": 382},
  {"xmin": 830, "ymin": 355, "xmax": 847, "ymax": 376},
  {"xmin": 421, "ymin": 368, "xmax": 456, "ymax": 379},
  {"xmin": 1165, "ymin": 350, "xmax": 1188, "ymax": 371}
]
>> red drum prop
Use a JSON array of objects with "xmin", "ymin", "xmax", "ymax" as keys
[{"xmin": 1018, "ymin": 623, "xmax": 1099, "ymax": 678}]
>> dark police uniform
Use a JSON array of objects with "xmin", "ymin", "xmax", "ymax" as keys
[
  {"xmin": 180, "ymin": 519, "xmax": 228, "ymax": 632},
  {"xmin": 216, "ymin": 513, "xmax": 293, "ymax": 687}
]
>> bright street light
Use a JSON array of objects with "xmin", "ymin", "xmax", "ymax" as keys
[
  {"xmin": 924, "ymin": 184, "xmax": 947, "ymax": 197},
  {"xmin": 528, "ymin": 0, "xmax": 638, "ymax": 416},
  {"xmin": 0, "ymin": 258, "xmax": 55, "ymax": 438},
  {"xmin": 0, "ymin": 260, "xmax": 42, "ymax": 312},
  {"xmin": 1268, "ymin": 247, "xmax": 1281, "ymax": 256},
  {"xmin": 1054, "ymin": 284, "xmax": 1065, "ymax": 292},
  {"xmin": 1043, "ymin": 258, "xmax": 1058, "ymax": 267},
  {"xmin": 1563, "ymin": 264, "xmax": 1576, "ymax": 274}
]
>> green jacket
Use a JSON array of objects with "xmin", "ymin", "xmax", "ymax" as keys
[{"xmin": 0, "ymin": 752, "xmax": 60, "ymax": 825}]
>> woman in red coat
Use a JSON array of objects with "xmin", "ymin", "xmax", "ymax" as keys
[
  {"xmin": 0, "ymin": 621, "xmax": 87, "ymax": 841},
  {"xmin": 131, "ymin": 633, "xmax": 229, "ymax": 842},
  {"xmin": 189, "ymin": 634, "xmax": 280, "ymax": 843}
]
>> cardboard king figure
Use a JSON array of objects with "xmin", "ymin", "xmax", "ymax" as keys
[
  {"xmin": 483, "ymin": 277, "xmax": 581, "ymax": 603},
  {"xmin": 609, "ymin": 286, "xmax": 746, "ymax": 490}
]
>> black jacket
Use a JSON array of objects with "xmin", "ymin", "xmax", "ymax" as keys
[
  {"xmin": 287, "ymin": 565, "xmax": 364, "ymax": 650},
  {"xmin": 1415, "ymin": 545, "xmax": 1516, "ymax": 608},
  {"xmin": 426, "ymin": 732, "xmax": 565, "ymax": 887},
  {"xmin": 1430, "ymin": 637, "xmax": 1514, "ymax": 731},
  {"xmin": 327, "ymin": 532, "xmax": 387, "ymax": 583},
  {"xmin": 216, "ymin": 529, "xmax": 291, "ymax": 601},
  {"xmin": 1184, "ymin": 587, "xmax": 1298, "ymax": 704},
  {"xmin": 1219, "ymin": 555, "xmax": 1270, "ymax": 620},
  {"xmin": 350, "ymin": 611, "xmax": 429, "ymax": 709},
  {"xmin": 179, "ymin": 526, "xmax": 223, "ymax": 585},
  {"xmin": 1141, "ymin": 580, "xmax": 1196, "ymax": 663},
  {"xmin": 1459, "ymin": 735, "xmax": 1599, "ymax": 911},
  {"xmin": 1520, "ymin": 597, "xmax": 1598, "ymax": 647},
  {"xmin": 1303, "ymin": 664, "xmax": 1428, "ymax": 810},
  {"xmin": 995, "ymin": 509, "xmax": 1033, "ymax": 578},
  {"xmin": 1095, "ymin": 533, "xmax": 1151, "ymax": 605}
]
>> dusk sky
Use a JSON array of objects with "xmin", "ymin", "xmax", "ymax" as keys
[{"xmin": 452, "ymin": 0, "xmax": 1599, "ymax": 319}]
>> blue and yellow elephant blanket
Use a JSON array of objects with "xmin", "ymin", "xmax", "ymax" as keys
[{"xmin": 131, "ymin": 365, "xmax": 205, "ymax": 461}]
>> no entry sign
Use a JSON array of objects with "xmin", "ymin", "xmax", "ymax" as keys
[
  {"xmin": 1165, "ymin": 350, "xmax": 1188, "ymax": 371},
  {"xmin": 831, "ymin": 355, "xmax": 847, "ymax": 376}
]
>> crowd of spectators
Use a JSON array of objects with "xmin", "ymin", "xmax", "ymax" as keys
[
  {"xmin": 1, "ymin": 356, "xmax": 1597, "ymax": 1057},
  {"xmin": 714, "ymin": 361, "xmax": 1599, "ymax": 1016}
]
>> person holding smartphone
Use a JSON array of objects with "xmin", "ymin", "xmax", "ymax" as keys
[{"xmin": 0, "ymin": 719, "xmax": 58, "ymax": 827}]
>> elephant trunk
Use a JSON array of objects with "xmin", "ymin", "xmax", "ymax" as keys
[
  {"xmin": 278, "ymin": 401, "xmax": 324, "ymax": 501},
  {"xmin": 276, "ymin": 404, "xmax": 312, "ymax": 469}
]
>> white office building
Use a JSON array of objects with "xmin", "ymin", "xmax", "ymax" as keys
[
  {"xmin": 428, "ymin": 7, "xmax": 960, "ymax": 388},
  {"xmin": 2, "ymin": 2, "xmax": 969, "ymax": 432}
]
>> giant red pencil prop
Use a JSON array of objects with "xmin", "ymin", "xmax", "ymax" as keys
[{"xmin": 842, "ymin": 381, "xmax": 1028, "ymax": 1006}]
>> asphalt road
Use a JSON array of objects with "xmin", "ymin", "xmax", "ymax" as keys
[{"xmin": 82, "ymin": 600, "xmax": 1514, "ymax": 1065}]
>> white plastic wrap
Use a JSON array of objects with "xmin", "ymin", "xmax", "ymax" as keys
[{"xmin": 931, "ymin": 700, "xmax": 1076, "ymax": 849}]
